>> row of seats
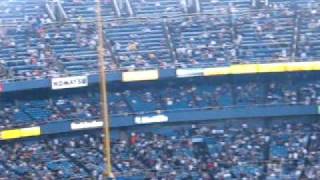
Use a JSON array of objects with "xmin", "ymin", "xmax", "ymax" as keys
[
  {"xmin": 107, "ymin": 20, "xmax": 172, "ymax": 69},
  {"xmin": 0, "ymin": 118, "xmax": 319, "ymax": 179},
  {"xmin": 1, "ymin": 1, "xmax": 320, "ymax": 80},
  {"xmin": 0, "ymin": 73, "xmax": 319, "ymax": 129}
]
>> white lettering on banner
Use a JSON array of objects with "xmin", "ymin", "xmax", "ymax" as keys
[
  {"xmin": 176, "ymin": 68, "xmax": 204, "ymax": 78},
  {"xmin": 192, "ymin": 137, "xmax": 204, "ymax": 143},
  {"xmin": 134, "ymin": 115, "xmax": 168, "ymax": 124},
  {"xmin": 71, "ymin": 121, "xmax": 103, "ymax": 130},
  {"xmin": 51, "ymin": 76, "xmax": 88, "ymax": 90}
]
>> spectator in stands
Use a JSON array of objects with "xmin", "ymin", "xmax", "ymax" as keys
[
  {"xmin": 2, "ymin": 118, "xmax": 320, "ymax": 179},
  {"xmin": 0, "ymin": 74, "xmax": 320, "ymax": 130}
]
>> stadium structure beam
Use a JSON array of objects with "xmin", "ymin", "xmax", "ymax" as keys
[{"xmin": 95, "ymin": 0, "xmax": 114, "ymax": 178}]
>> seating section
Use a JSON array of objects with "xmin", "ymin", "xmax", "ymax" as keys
[
  {"xmin": 169, "ymin": 15, "xmax": 234, "ymax": 67},
  {"xmin": 200, "ymin": 0, "xmax": 251, "ymax": 14},
  {"xmin": 0, "ymin": 118, "xmax": 319, "ymax": 179},
  {"xmin": 1, "ymin": 0, "xmax": 320, "ymax": 80},
  {"xmin": 61, "ymin": 0, "xmax": 116, "ymax": 20},
  {"xmin": 0, "ymin": 24, "xmax": 56, "ymax": 80},
  {"xmin": 48, "ymin": 23, "xmax": 115, "ymax": 74},
  {"xmin": 106, "ymin": 20, "xmax": 172, "ymax": 69},
  {"xmin": 235, "ymin": 9, "xmax": 295, "ymax": 63},
  {"xmin": 131, "ymin": 0, "xmax": 183, "ymax": 17},
  {"xmin": 0, "ymin": 73, "xmax": 319, "ymax": 130},
  {"xmin": 0, "ymin": 140, "xmax": 88, "ymax": 178},
  {"xmin": 297, "ymin": 4, "xmax": 320, "ymax": 60},
  {"xmin": 62, "ymin": 0, "xmax": 97, "ymax": 21},
  {"xmin": 267, "ymin": 119, "xmax": 320, "ymax": 179},
  {"xmin": 0, "ymin": 0, "xmax": 47, "ymax": 24}
]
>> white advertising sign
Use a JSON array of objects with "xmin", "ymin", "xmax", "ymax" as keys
[
  {"xmin": 52, "ymin": 76, "xmax": 88, "ymax": 90},
  {"xmin": 134, "ymin": 115, "xmax": 168, "ymax": 124},
  {"xmin": 176, "ymin": 68, "xmax": 204, "ymax": 78},
  {"xmin": 71, "ymin": 120, "xmax": 103, "ymax": 130}
]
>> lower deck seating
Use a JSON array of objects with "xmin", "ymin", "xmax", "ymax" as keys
[{"xmin": 0, "ymin": 118, "xmax": 319, "ymax": 179}]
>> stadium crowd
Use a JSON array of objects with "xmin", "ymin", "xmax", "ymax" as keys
[
  {"xmin": 0, "ymin": 0, "xmax": 320, "ymax": 179},
  {"xmin": 0, "ymin": 0, "xmax": 320, "ymax": 80},
  {"xmin": 0, "ymin": 74, "xmax": 319, "ymax": 130},
  {"xmin": 0, "ymin": 118, "xmax": 319, "ymax": 179}
]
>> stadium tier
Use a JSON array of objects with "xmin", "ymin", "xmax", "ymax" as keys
[
  {"xmin": 0, "ymin": 73, "xmax": 319, "ymax": 130},
  {"xmin": 0, "ymin": 118, "xmax": 319, "ymax": 179},
  {"xmin": 1, "ymin": 0, "xmax": 320, "ymax": 81}
]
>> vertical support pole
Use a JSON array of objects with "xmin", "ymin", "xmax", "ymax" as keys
[{"xmin": 95, "ymin": 0, "xmax": 113, "ymax": 178}]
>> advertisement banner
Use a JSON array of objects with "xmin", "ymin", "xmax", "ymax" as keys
[
  {"xmin": 122, "ymin": 70, "xmax": 159, "ymax": 82},
  {"xmin": 176, "ymin": 68, "xmax": 204, "ymax": 78},
  {"xmin": 285, "ymin": 62, "xmax": 314, "ymax": 72},
  {"xmin": 0, "ymin": 129, "xmax": 21, "ymax": 140},
  {"xmin": 20, "ymin": 127, "xmax": 41, "ymax": 137},
  {"xmin": 134, "ymin": 115, "xmax": 168, "ymax": 124},
  {"xmin": 0, "ymin": 126, "xmax": 41, "ymax": 140},
  {"xmin": 51, "ymin": 76, "xmax": 88, "ymax": 90},
  {"xmin": 71, "ymin": 120, "xmax": 103, "ymax": 130},
  {"xmin": 203, "ymin": 67, "xmax": 230, "ymax": 76},
  {"xmin": 257, "ymin": 63, "xmax": 287, "ymax": 73},
  {"xmin": 311, "ymin": 61, "xmax": 320, "ymax": 70},
  {"xmin": 230, "ymin": 64, "xmax": 259, "ymax": 74}
]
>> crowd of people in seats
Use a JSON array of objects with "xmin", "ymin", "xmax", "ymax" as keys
[
  {"xmin": 0, "ymin": 0, "xmax": 320, "ymax": 80},
  {"xmin": 0, "ymin": 118, "xmax": 319, "ymax": 179},
  {"xmin": 0, "ymin": 73, "xmax": 319, "ymax": 130}
]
